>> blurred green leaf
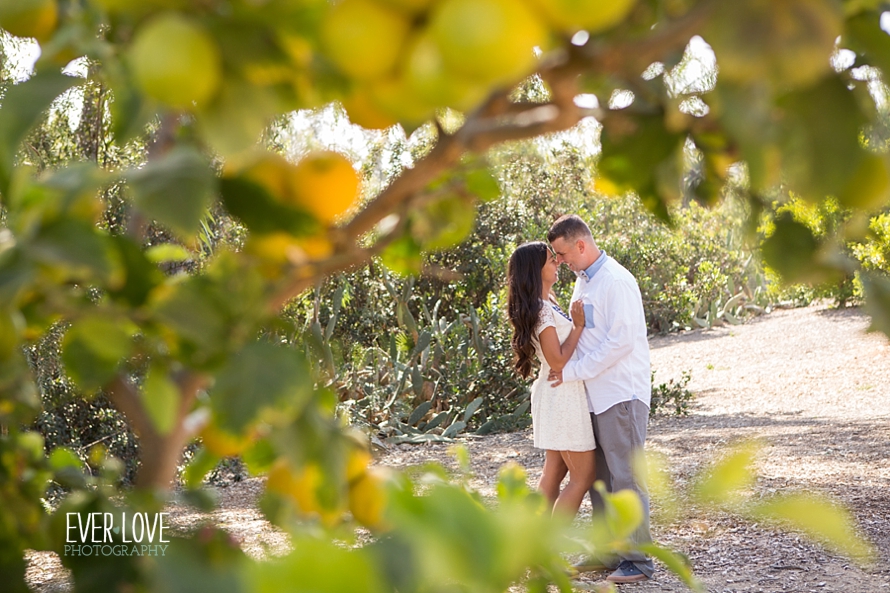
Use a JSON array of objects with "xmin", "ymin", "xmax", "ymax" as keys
[
  {"xmin": 129, "ymin": 147, "xmax": 217, "ymax": 239},
  {"xmin": 713, "ymin": 83, "xmax": 780, "ymax": 190},
  {"xmin": 30, "ymin": 219, "xmax": 119, "ymax": 284},
  {"xmin": 751, "ymin": 493, "xmax": 873, "ymax": 561},
  {"xmin": 183, "ymin": 447, "xmax": 221, "ymax": 490},
  {"xmin": 61, "ymin": 315, "xmax": 135, "ymax": 392},
  {"xmin": 0, "ymin": 72, "xmax": 80, "ymax": 197},
  {"xmin": 496, "ymin": 462, "xmax": 534, "ymax": 504},
  {"xmin": 219, "ymin": 177, "xmax": 317, "ymax": 236},
  {"xmin": 465, "ymin": 167, "xmax": 501, "ymax": 202},
  {"xmin": 0, "ymin": 247, "xmax": 35, "ymax": 307},
  {"xmin": 778, "ymin": 76, "xmax": 868, "ymax": 200},
  {"xmin": 837, "ymin": 153, "xmax": 890, "ymax": 211},
  {"xmin": 145, "ymin": 244, "xmax": 192, "ymax": 264},
  {"xmin": 152, "ymin": 275, "xmax": 229, "ymax": 359},
  {"xmin": 381, "ymin": 235, "xmax": 423, "ymax": 276},
  {"xmin": 845, "ymin": 12, "xmax": 890, "ymax": 75},
  {"xmin": 211, "ymin": 341, "xmax": 313, "ymax": 432},
  {"xmin": 108, "ymin": 236, "xmax": 163, "ymax": 307},
  {"xmin": 411, "ymin": 194, "xmax": 477, "ymax": 251},
  {"xmin": 153, "ymin": 531, "xmax": 248, "ymax": 593},
  {"xmin": 599, "ymin": 114, "xmax": 683, "ymax": 221},
  {"xmin": 142, "ymin": 365, "xmax": 180, "ymax": 435},
  {"xmin": 760, "ymin": 212, "xmax": 822, "ymax": 284},
  {"xmin": 48, "ymin": 446, "xmax": 84, "ymax": 472},
  {"xmin": 861, "ymin": 272, "xmax": 890, "ymax": 336},
  {"xmin": 691, "ymin": 441, "xmax": 759, "ymax": 506},
  {"xmin": 249, "ymin": 537, "xmax": 386, "ymax": 593},
  {"xmin": 639, "ymin": 543, "xmax": 702, "ymax": 592}
]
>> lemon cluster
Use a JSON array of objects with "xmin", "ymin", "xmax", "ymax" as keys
[
  {"xmin": 319, "ymin": 0, "xmax": 638, "ymax": 129},
  {"xmin": 265, "ymin": 445, "xmax": 391, "ymax": 531}
]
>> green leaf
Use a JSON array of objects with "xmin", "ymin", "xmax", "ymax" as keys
[
  {"xmin": 48, "ymin": 447, "xmax": 84, "ymax": 472},
  {"xmin": 408, "ymin": 401, "xmax": 432, "ymax": 426},
  {"xmin": 152, "ymin": 275, "xmax": 229, "ymax": 358},
  {"xmin": 751, "ymin": 493, "xmax": 873, "ymax": 561},
  {"xmin": 183, "ymin": 447, "xmax": 221, "ymax": 489},
  {"xmin": 760, "ymin": 212, "xmax": 823, "ymax": 284},
  {"xmin": 777, "ymin": 76, "xmax": 868, "ymax": 200},
  {"xmin": 691, "ymin": 441, "xmax": 759, "ymax": 506},
  {"xmin": 462, "ymin": 396, "xmax": 483, "ymax": 423},
  {"xmin": 713, "ymin": 83, "xmax": 781, "ymax": 191},
  {"xmin": 464, "ymin": 168, "xmax": 501, "ymax": 202},
  {"xmin": 211, "ymin": 341, "xmax": 313, "ymax": 432},
  {"xmin": 381, "ymin": 235, "xmax": 423, "ymax": 276},
  {"xmin": 638, "ymin": 543, "xmax": 702, "ymax": 592},
  {"xmin": 30, "ymin": 219, "xmax": 119, "ymax": 284},
  {"xmin": 142, "ymin": 365, "xmax": 179, "ymax": 435},
  {"xmin": 129, "ymin": 147, "xmax": 217, "ymax": 239},
  {"xmin": 844, "ymin": 12, "xmax": 890, "ymax": 75},
  {"xmin": 0, "ymin": 71, "xmax": 80, "ymax": 197},
  {"xmin": 599, "ymin": 114, "xmax": 683, "ymax": 220},
  {"xmin": 49, "ymin": 447, "xmax": 88, "ymax": 489},
  {"xmin": 249, "ymin": 538, "xmax": 386, "ymax": 593},
  {"xmin": 410, "ymin": 194, "xmax": 477, "ymax": 251},
  {"xmin": 219, "ymin": 177, "xmax": 317, "ymax": 236},
  {"xmin": 0, "ymin": 248, "xmax": 34, "ymax": 311},
  {"xmin": 145, "ymin": 244, "xmax": 192, "ymax": 264},
  {"xmin": 61, "ymin": 316, "xmax": 135, "ymax": 392},
  {"xmin": 108, "ymin": 76, "xmax": 157, "ymax": 144},
  {"xmin": 108, "ymin": 236, "xmax": 163, "ymax": 307},
  {"xmin": 442, "ymin": 420, "xmax": 466, "ymax": 438},
  {"xmin": 861, "ymin": 272, "xmax": 890, "ymax": 337}
]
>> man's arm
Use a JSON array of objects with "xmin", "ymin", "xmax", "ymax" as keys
[{"xmin": 559, "ymin": 278, "xmax": 641, "ymax": 384}]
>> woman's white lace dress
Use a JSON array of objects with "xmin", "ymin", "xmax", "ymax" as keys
[{"xmin": 530, "ymin": 300, "xmax": 596, "ymax": 451}]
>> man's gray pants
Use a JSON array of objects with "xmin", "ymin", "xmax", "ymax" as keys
[{"xmin": 589, "ymin": 399, "xmax": 655, "ymax": 578}]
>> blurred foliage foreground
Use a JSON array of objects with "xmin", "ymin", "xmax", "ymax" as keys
[{"xmin": 1, "ymin": 0, "xmax": 888, "ymax": 590}]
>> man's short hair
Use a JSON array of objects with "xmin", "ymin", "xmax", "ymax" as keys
[{"xmin": 547, "ymin": 214, "xmax": 592, "ymax": 244}]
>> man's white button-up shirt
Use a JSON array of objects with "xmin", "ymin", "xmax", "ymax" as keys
[{"xmin": 561, "ymin": 252, "xmax": 652, "ymax": 414}]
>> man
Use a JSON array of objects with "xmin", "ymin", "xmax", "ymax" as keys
[{"xmin": 547, "ymin": 214, "xmax": 655, "ymax": 584}]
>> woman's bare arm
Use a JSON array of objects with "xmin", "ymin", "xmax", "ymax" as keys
[{"xmin": 538, "ymin": 300, "xmax": 585, "ymax": 371}]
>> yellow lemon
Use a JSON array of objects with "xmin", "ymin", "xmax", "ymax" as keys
[
  {"xmin": 200, "ymin": 423, "xmax": 254, "ymax": 457},
  {"xmin": 290, "ymin": 151, "xmax": 360, "ymax": 224},
  {"xmin": 404, "ymin": 31, "xmax": 487, "ymax": 111},
  {"xmin": 348, "ymin": 467, "xmax": 389, "ymax": 530},
  {"xmin": 342, "ymin": 92, "xmax": 399, "ymax": 130},
  {"xmin": 430, "ymin": 0, "xmax": 546, "ymax": 85},
  {"xmin": 376, "ymin": 0, "xmax": 434, "ymax": 14},
  {"xmin": 294, "ymin": 233, "xmax": 334, "ymax": 259},
  {"xmin": 0, "ymin": 0, "xmax": 57, "ymax": 42},
  {"xmin": 345, "ymin": 447, "xmax": 372, "ymax": 484},
  {"xmin": 320, "ymin": 0, "xmax": 410, "ymax": 80},
  {"xmin": 239, "ymin": 152, "xmax": 293, "ymax": 201},
  {"xmin": 266, "ymin": 460, "xmax": 344, "ymax": 523},
  {"xmin": 128, "ymin": 13, "xmax": 222, "ymax": 108},
  {"xmin": 526, "ymin": 0, "xmax": 637, "ymax": 34},
  {"xmin": 367, "ymin": 75, "xmax": 437, "ymax": 127}
]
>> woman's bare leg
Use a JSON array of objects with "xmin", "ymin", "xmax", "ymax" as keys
[
  {"xmin": 553, "ymin": 449, "xmax": 596, "ymax": 518},
  {"xmin": 539, "ymin": 450, "xmax": 569, "ymax": 510}
]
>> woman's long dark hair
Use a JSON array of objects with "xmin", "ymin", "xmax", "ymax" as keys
[{"xmin": 507, "ymin": 242, "xmax": 549, "ymax": 379}]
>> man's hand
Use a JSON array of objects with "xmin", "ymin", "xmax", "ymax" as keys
[{"xmin": 548, "ymin": 369, "xmax": 563, "ymax": 387}]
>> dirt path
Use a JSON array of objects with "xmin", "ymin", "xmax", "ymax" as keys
[{"xmin": 25, "ymin": 305, "xmax": 890, "ymax": 592}]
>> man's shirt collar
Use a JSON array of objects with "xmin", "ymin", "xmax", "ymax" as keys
[{"xmin": 577, "ymin": 250, "xmax": 607, "ymax": 282}]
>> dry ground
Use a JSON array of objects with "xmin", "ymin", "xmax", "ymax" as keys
[{"xmin": 26, "ymin": 304, "xmax": 890, "ymax": 593}]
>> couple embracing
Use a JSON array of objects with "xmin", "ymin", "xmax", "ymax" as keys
[{"xmin": 507, "ymin": 215, "xmax": 654, "ymax": 584}]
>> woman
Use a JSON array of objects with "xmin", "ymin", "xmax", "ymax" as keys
[{"xmin": 507, "ymin": 241, "xmax": 596, "ymax": 518}]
